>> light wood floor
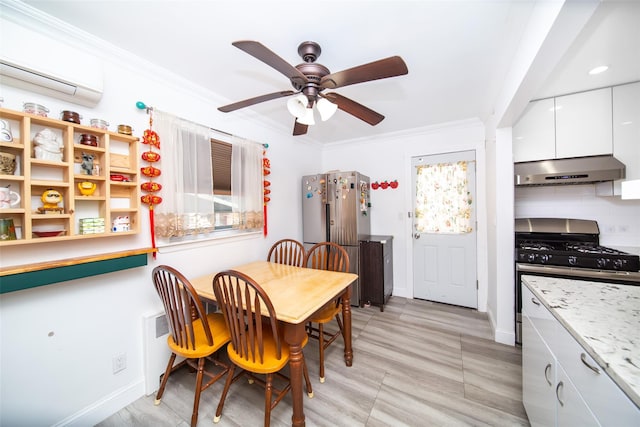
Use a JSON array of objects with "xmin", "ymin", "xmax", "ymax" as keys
[{"xmin": 97, "ymin": 297, "xmax": 530, "ymax": 427}]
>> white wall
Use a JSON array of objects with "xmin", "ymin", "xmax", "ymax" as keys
[
  {"xmin": 0, "ymin": 12, "xmax": 320, "ymax": 426},
  {"xmin": 320, "ymin": 120, "xmax": 487, "ymax": 310}
]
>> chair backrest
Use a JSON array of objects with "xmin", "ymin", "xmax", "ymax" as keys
[
  {"xmin": 304, "ymin": 241, "xmax": 350, "ymax": 273},
  {"xmin": 152, "ymin": 265, "xmax": 213, "ymax": 350},
  {"xmin": 212, "ymin": 270, "xmax": 282, "ymax": 363},
  {"xmin": 267, "ymin": 238, "xmax": 305, "ymax": 267}
]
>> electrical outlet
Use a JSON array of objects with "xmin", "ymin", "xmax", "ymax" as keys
[{"xmin": 112, "ymin": 353, "xmax": 127, "ymax": 374}]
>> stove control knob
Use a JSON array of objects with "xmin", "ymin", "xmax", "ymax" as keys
[
  {"xmin": 596, "ymin": 258, "xmax": 609, "ymax": 269},
  {"xmin": 612, "ymin": 259, "xmax": 624, "ymax": 270},
  {"xmin": 568, "ymin": 256, "xmax": 577, "ymax": 266},
  {"xmin": 527, "ymin": 253, "xmax": 536, "ymax": 263},
  {"xmin": 539, "ymin": 254, "xmax": 549, "ymax": 264}
]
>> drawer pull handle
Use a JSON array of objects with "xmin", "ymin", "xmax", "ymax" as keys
[
  {"xmin": 556, "ymin": 381, "xmax": 564, "ymax": 407},
  {"xmin": 580, "ymin": 353, "xmax": 600, "ymax": 374},
  {"xmin": 544, "ymin": 363, "xmax": 552, "ymax": 386},
  {"xmin": 531, "ymin": 298, "xmax": 540, "ymax": 306}
]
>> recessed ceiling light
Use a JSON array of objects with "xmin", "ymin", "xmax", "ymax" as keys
[{"xmin": 589, "ymin": 65, "xmax": 609, "ymax": 75}]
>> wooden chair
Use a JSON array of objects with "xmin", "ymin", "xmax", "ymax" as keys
[
  {"xmin": 303, "ymin": 241, "xmax": 350, "ymax": 383},
  {"xmin": 151, "ymin": 265, "xmax": 231, "ymax": 427},
  {"xmin": 212, "ymin": 270, "xmax": 313, "ymax": 426},
  {"xmin": 267, "ymin": 238, "xmax": 305, "ymax": 267}
]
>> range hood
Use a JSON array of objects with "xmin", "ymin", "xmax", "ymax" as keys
[{"xmin": 515, "ymin": 155, "xmax": 625, "ymax": 186}]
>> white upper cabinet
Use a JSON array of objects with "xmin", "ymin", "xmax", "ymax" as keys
[
  {"xmin": 513, "ymin": 98, "xmax": 556, "ymax": 162},
  {"xmin": 555, "ymin": 87, "xmax": 613, "ymax": 159},
  {"xmin": 613, "ymin": 82, "xmax": 640, "ymax": 181},
  {"xmin": 513, "ymin": 87, "xmax": 616, "ymax": 163}
]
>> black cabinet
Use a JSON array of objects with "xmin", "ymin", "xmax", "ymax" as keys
[{"xmin": 359, "ymin": 235, "xmax": 393, "ymax": 311}]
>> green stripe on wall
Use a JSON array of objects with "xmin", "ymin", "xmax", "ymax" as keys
[{"xmin": 0, "ymin": 254, "xmax": 148, "ymax": 294}]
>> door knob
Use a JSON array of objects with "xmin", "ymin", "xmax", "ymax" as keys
[{"xmin": 414, "ymin": 233, "xmax": 420, "ymax": 239}]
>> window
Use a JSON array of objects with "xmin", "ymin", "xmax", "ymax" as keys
[{"xmin": 150, "ymin": 110, "xmax": 263, "ymax": 244}]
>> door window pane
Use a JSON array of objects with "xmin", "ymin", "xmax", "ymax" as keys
[{"xmin": 415, "ymin": 161, "xmax": 473, "ymax": 233}]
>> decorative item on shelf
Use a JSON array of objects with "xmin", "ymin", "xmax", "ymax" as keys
[
  {"xmin": 117, "ymin": 124, "xmax": 133, "ymax": 135},
  {"xmin": 79, "ymin": 217, "xmax": 105, "ymax": 234},
  {"xmin": 0, "ymin": 218, "xmax": 17, "ymax": 240},
  {"xmin": 138, "ymin": 102, "xmax": 162, "ymax": 257},
  {"xmin": 263, "ymin": 144, "xmax": 270, "ymax": 236},
  {"xmin": 112, "ymin": 215, "xmax": 130, "ymax": 232},
  {"xmin": 77, "ymin": 181, "xmax": 97, "ymax": 196},
  {"xmin": 0, "ymin": 186, "xmax": 21, "ymax": 209},
  {"xmin": 60, "ymin": 110, "xmax": 81, "ymax": 124},
  {"xmin": 23, "ymin": 102, "xmax": 49, "ymax": 117},
  {"xmin": 0, "ymin": 151, "xmax": 17, "ymax": 175},
  {"xmin": 371, "ymin": 181, "xmax": 379, "ymax": 190},
  {"xmin": 36, "ymin": 188, "xmax": 64, "ymax": 214},
  {"xmin": 0, "ymin": 119, "xmax": 13, "ymax": 142},
  {"xmin": 33, "ymin": 128, "xmax": 63, "ymax": 161},
  {"xmin": 32, "ymin": 230, "xmax": 66, "ymax": 238},
  {"xmin": 79, "ymin": 134, "xmax": 98, "ymax": 146},
  {"xmin": 80, "ymin": 152, "xmax": 94, "ymax": 175},
  {"xmin": 90, "ymin": 118, "xmax": 109, "ymax": 130},
  {"xmin": 110, "ymin": 174, "xmax": 130, "ymax": 182}
]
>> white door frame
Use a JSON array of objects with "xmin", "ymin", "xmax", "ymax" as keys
[{"xmin": 402, "ymin": 140, "xmax": 488, "ymax": 314}]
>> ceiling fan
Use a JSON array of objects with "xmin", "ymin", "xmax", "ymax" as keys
[{"xmin": 218, "ymin": 40, "xmax": 408, "ymax": 136}]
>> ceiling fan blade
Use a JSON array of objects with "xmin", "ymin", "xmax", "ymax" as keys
[
  {"xmin": 218, "ymin": 90, "xmax": 295, "ymax": 112},
  {"xmin": 293, "ymin": 120, "xmax": 308, "ymax": 136},
  {"xmin": 232, "ymin": 40, "xmax": 309, "ymax": 85},
  {"xmin": 320, "ymin": 56, "xmax": 408, "ymax": 89},
  {"xmin": 324, "ymin": 93, "xmax": 385, "ymax": 125}
]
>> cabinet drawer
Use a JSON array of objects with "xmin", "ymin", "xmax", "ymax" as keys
[
  {"xmin": 522, "ymin": 284, "xmax": 556, "ymax": 344},
  {"xmin": 553, "ymin": 323, "xmax": 640, "ymax": 425}
]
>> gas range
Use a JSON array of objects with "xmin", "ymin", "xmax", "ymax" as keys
[
  {"xmin": 515, "ymin": 218, "xmax": 640, "ymax": 273},
  {"xmin": 516, "ymin": 240, "xmax": 640, "ymax": 271},
  {"xmin": 514, "ymin": 218, "xmax": 640, "ymax": 345}
]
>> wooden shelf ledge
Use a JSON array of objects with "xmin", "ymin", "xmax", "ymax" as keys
[{"xmin": 0, "ymin": 248, "xmax": 155, "ymax": 294}]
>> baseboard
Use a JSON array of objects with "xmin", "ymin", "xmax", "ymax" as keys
[
  {"xmin": 52, "ymin": 378, "xmax": 145, "ymax": 426},
  {"xmin": 486, "ymin": 309, "xmax": 516, "ymax": 345}
]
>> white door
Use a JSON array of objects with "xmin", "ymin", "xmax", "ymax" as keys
[{"xmin": 412, "ymin": 151, "xmax": 477, "ymax": 308}]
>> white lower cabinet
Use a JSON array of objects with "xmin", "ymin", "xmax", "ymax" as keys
[
  {"xmin": 555, "ymin": 362, "xmax": 600, "ymax": 427},
  {"xmin": 523, "ymin": 314, "xmax": 557, "ymax": 426},
  {"xmin": 522, "ymin": 285, "xmax": 640, "ymax": 426}
]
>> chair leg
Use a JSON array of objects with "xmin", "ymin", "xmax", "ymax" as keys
[
  {"xmin": 214, "ymin": 364, "xmax": 236, "ymax": 423},
  {"xmin": 264, "ymin": 373, "xmax": 273, "ymax": 427},
  {"xmin": 190, "ymin": 357, "xmax": 206, "ymax": 427},
  {"xmin": 318, "ymin": 323, "xmax": 325, "ymax": 383},
  {"xmin": 155, "ymin": 353, "xmax": 177, "ymax": 405},
  {"xmin": 302, "ymin": 355, "xmax": 314, "ymax": 398}
]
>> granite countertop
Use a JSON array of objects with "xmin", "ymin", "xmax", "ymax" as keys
[{"xmin": 522, "ymin": 275, "xmax": 640, "ymax": 408}]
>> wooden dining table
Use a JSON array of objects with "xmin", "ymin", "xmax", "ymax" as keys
[{"xmin": 190, "ymin": 260, "xmax": 357, "ymax": 427}]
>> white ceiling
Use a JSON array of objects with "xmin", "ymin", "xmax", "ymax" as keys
[{"xmin": 20, "ymin": 1, "xmax": 640, "ymax": 144}]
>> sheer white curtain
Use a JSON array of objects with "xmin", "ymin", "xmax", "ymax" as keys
[
  {"xmin": 230, "ymin": 135, "xmax": 264, "ymax": 230},
  {"xmin": 153, "ymin": 110, "xmax": 215, "ymax": 239}
]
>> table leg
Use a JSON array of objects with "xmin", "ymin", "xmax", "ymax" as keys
[
  {"xmin": 342, "ymin": 285, "xmax": 353, "ymax": 366},
  {"xmin": 283, "ymin": 322, "xmax": 306, "ymax": 427}
]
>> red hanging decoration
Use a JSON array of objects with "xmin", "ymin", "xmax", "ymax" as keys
[
  {"xmin": 263, "ymin": 148, "xmax": 271, "ymax": 236},
  {"xmin": 140, "ymin": 110, "xmax": 162, "ymax": 258}
]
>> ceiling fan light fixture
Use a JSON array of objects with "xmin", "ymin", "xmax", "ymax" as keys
[
  {"xmin": 287, "ymin": 94, "xmax": 309, "ymax": 118},
  {"xmin": 316, "ymin": 97, "xmax": 338, "ymax": 121},
  {"xmin": 296, "ymin": 107, "xmax": 315, "ymax": 126}
]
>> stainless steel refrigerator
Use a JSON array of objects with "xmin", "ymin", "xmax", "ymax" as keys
[{"xmin": 302, "ymin": 171, "xmax": 371, "ymax": 306}]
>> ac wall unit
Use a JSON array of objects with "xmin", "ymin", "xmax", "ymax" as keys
[{"xmin": 0, "ymin": 58, "xmax": 104, "ymax": 107}]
